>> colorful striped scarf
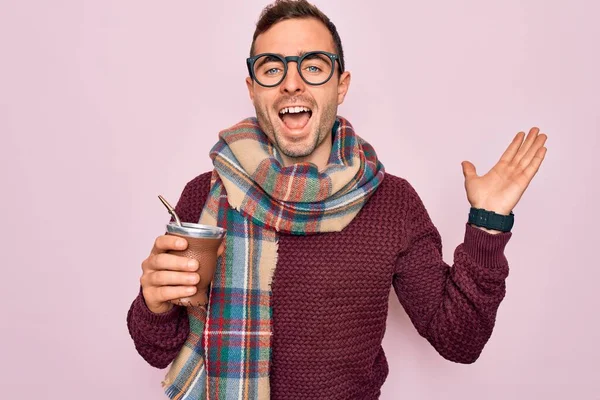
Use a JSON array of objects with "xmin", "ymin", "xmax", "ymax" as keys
[{"xmin": 162, "ymin": 116, "xmax": 384, "ymax": 399}]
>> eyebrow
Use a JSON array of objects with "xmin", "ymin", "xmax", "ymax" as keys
[
  {"xmin": 255, "ymin": 55, "xmax": 281, "ymax": 69},
  {"xmin": 271, "ymin": 50, "xmax": 320, "ymax": 57}
]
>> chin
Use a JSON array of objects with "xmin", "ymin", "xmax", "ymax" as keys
[
  {"xmin": 280, "ymin": 146, "xmax": 315, "ymax": 159},
  {"xmin": 275, "ymin": 136, "xmax": 317, "ymax": 159}
]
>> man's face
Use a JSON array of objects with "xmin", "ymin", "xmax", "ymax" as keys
[{"xmin": 246, "ymin": 18, "xmax": 351, "ymax": 167}]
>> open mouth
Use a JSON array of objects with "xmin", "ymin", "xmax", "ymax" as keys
[{"xmin": 278, "ymin": 106, "xmax": 313, "ymax": 131}]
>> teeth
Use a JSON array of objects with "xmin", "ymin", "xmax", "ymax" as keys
[{"xmin": 279, "ymin": 106, "xmax": 311, "ymax": 114}]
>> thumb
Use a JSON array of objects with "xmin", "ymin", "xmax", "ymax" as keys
[
  {"xmin": 461, "ymin": 161, "xmax": 477, "ymax": 179},
  {"xmin": 217, "ymin": 239, "xmax": 226, "ymax": 257}
]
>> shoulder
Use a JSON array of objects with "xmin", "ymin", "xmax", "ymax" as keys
[
  {"xmin": 182, "ymin": 171, "xmax": 213, "ymax": 194},
  {"xmin": 174, "ymin": 171, "xmax": 213, "ymax": 223},
  {"xmin": 365, "ymin": 172, "xmax": 427, "ymax": 217},
  {"xmin": 382, "ymin": 172, "xmax": 408, "ymax": 187},
  {"xmin": 377, "ymin": 173, "xmax": 436, "ymax": 231},
  {"xmin": 375, "ymin": 172, "xmax": 417, "ymax": 200},
  {"xmin": 359, "ymin": 172, "xmax": 413, "ymax": 214}
]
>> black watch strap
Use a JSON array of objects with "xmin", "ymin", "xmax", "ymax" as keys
[{"xmin": 468, "ymin": 207, "xmax": 514, "ymax": 232}]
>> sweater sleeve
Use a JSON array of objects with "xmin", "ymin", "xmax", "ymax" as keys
[
  {"xmin": 126, "ymin": 290, "xmax": 191, "ymax": 368},
  {"xmin": 126, "ymin": 172, "xmax": 213, "ymax": 368},
  {"xmin": 393, "ymin": 181, "xmax": 512, "ymax": 364}
]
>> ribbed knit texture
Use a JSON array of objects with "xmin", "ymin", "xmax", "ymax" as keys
[{"xmin": 127, "ymin": 171, "xmax": 512, "ymax": 400}]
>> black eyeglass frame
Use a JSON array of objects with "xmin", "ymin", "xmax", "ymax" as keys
[{"xmin": 246, "ymin": 51, "xmax": 345, "ymax": 88}]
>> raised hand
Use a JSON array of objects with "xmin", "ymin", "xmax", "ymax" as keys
[{"xmin": 461, "ymin": 127, "xmax": 548, "ymax": 216}]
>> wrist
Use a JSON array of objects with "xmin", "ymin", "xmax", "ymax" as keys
[
  {"xmin": 471, "ymin": 203, "xmax": 512, "ymax": 216},
  {"xmin": 470, "ymin": 223, "xmax": 502, "ymax": 235},
  {"xmin": 468, "ymin": 207, "xmax": 514, "ymax": 233},
  {"xmin": 146, "ymin": 301, "xmax": 175, "ymax": 315},
  {"xmin": 141, "ymin": 289, "xmax": 175, "ymax": 314}
]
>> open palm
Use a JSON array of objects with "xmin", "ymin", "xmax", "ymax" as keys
[{"xmin": 461, "ymin": 127, "xmax": 548, "ymax": 216}]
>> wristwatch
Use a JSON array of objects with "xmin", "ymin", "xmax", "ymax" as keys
[{"xmin": 468, "ymin": 207, "xmax": 514, "ymax": 232}]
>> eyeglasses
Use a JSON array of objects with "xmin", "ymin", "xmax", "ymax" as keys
[{"xmin": 246, "ymin": 51, "xmax": 344, "ymax": 88}]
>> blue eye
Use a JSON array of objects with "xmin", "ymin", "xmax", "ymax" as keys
[{"xmin": 305, "ymin": 66, "xmax": 321, "ymax": 73}]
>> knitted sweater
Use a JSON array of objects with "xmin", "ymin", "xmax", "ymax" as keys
[{"xmin": 127, "ymin": 172, "xmax": 512, "ymax": 399}]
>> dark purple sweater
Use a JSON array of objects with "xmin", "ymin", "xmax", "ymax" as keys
[{"xmin": 127, "ymin": 172, "xmax": 512, "ymax": 399}]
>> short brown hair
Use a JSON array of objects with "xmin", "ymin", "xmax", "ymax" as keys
[{"xmin": 249, "ymin": 0, "xmax": 345, "ymax": 72}]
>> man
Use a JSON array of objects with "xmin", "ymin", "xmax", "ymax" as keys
[{"xmin": 127, "ymin": 1, "xmax": 548, "ymax": 399}]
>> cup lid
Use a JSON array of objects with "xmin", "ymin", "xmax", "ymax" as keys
[{"xmin": 166, "ymin": 222, "xmax": 226, "ymax": 238}]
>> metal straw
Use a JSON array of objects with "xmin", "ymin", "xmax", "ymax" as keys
[{"xmin": 158, "ymin": 195, "xmax": 182, "ymax": 227}]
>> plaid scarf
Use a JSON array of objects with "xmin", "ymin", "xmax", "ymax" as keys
[{"xmin": 162, "ymin": 116, "xmax": 384, "ymax": 399}]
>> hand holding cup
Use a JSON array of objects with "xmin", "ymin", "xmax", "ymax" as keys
[{"xmin": 140, "ymin": 226, "xmax": 225, "ymax": 314}]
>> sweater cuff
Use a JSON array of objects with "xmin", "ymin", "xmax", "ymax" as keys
[
  {"xmin": 133, "ymin": 288, "xmax": 185, "ymax": 325},
  {"xmin": 462, "ymin": 223, "xmax": 512, "ymax": 270}
]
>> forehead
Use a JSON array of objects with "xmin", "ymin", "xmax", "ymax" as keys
[{"xmin": 253, "ymin": 18, "xmax": 336, "ymax": 56}]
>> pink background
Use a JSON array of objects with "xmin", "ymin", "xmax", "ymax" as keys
[{"xmin": 1, "ymin": 0, "xmax": 598, "ymax": 399}]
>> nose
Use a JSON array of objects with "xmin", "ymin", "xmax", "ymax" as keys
[{"xmin": 280, "ymin": 62, "xmax": 305, "ymax": 95}]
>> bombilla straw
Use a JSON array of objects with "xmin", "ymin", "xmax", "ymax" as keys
[{"xmin": 158, "ymin": 195, "xmax": 182, "ymax": 227}]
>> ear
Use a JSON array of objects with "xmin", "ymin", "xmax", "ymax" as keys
[
  {"xmin": 336, "ymin": 71, "xmax": 351, "ymax": 105},
  {"xmin": 246, "ymin": 76, "xmax": 255, "ymax": 102}
]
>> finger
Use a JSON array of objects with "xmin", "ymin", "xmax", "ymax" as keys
[
  {"xmin": 148, "ymin": 253, "xmax": 199, "ymax": 272},
  {"xmin": 461, "ymin": 161, "xmax": 477, "ymax": 179},
  {"xmin": 150, "ymin": 235, "xmax": 188, "ymax": 255},
  {"xmin": 499, "ymin": 131, "xmax": 525, "ymax": 163},
  {"xmin": 523, "ymin": 146, "xmax": 547, "ymax": 180},
  {"xmin": 217, "ymin": 240, "xmax": 226, "ymax": 257},
  {"xmin": 147, "ymin": 270, "xmax": 200, "ymax": 287},
  {"xmin": 513, "ymin": 127, "xmax": 540, "ymax": 165},
  {"xmin": 148, "ymin": 285, "xmax": 197, "ymax": 304},
  {"xmin": 519, "ymin": 133, "xmax": 548, "ymax": 169}
]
